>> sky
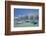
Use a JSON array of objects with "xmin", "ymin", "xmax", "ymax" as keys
[{"xmin": 14, "ymin": 8, "xmax": 39, "ymax": 17}]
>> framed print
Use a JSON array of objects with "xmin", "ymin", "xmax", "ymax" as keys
[{"xmin": 5, "ymin": 1, "xmax": 45, "ymax": 35}]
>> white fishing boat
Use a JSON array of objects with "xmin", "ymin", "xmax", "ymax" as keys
[
  {"xmin": 25, "ymin": 20, "xmax": 30, "ymax": 22},
  {"xmin": 17, "ymin": 21, "xmax": 23, "ymax": 24}
]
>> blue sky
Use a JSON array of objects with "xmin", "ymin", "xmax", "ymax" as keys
[{"xmin": 14, "ymin": 8, "xmax": 39, "ymax": 17}]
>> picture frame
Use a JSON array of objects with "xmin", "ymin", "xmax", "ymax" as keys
[{"xmin": 5, "ymin": 1, "xmax": 45, "ymax": 35}]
